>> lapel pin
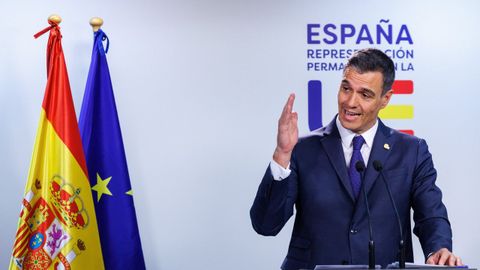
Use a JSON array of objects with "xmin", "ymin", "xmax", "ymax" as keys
[{"xmin": 384, "ymin": 143, "xmax": 390, "ymax": 150}]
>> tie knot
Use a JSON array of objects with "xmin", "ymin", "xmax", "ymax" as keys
[{"xmin": 352, "ymin": 135, "xmax": 365, "ymax": 151}]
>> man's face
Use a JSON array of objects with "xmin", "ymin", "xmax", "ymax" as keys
[{"xmin": 337, "ymin": 67, "xmax": 392, "ymax": 134}]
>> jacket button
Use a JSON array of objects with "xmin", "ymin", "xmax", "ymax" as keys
[{"xmin": 350, "ymin": 229, "xmax": 358, "ymax": 234}]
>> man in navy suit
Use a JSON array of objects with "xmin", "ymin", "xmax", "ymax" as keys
[{"xmin": 250, "ymin": 48, "xmax": 462, "ymax": 269}]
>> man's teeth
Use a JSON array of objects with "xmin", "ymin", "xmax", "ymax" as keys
[{"xmin": 346, "ymin": 111, "xmax": 360, "ymax": 116}]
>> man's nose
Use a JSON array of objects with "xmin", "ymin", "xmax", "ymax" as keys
[{"xmin": 345, "ymin": 92, "xmax": 358, "ymax": 107}]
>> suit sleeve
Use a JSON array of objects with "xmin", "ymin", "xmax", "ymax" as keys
[
  {"xmin": 411, "ymin": 138, "xmax": 452, "ymax": 259},
  {"xmin": 250, "ymin": 151, "xmax": 298, "ymax": 236}
]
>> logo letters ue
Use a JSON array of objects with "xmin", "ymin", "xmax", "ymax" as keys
[{"xmin": 308, "ymin": 80, "xmax": 323, "ymax": 131}]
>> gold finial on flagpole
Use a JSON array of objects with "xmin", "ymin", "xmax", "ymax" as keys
[
  {"xmin": 48, "ymin": 14, "xmax": 62, "ymax": 25},
  {"xmin": 90, "ymin": 17, "xmax": 104, "ymax": 32}
]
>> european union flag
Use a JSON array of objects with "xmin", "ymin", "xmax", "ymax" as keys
[{"xmin": 79, "ymin": 29, "xmax": 146, "ymax": 270}]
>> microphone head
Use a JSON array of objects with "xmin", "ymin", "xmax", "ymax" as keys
[
  {"xmin": 373, "ymin": 160, "xmax": 383, "ymax": 171},
  {"xmin": 355, "ymin": 161, "xmax": 365, "ymax": 172}
]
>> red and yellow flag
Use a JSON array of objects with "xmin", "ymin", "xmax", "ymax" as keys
[{"xmin": 9, "ymin": 22, "xmax": 104, "ymax": 270}]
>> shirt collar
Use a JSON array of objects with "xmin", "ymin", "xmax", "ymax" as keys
[{"xmin": 335, "ymin": 116, "xmax": 378, "ymax": 149}]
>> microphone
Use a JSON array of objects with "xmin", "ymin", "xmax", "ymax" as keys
[
  {"xmin": 355, "ymin": 161, "xmax": 375, "ymax": 269},
  {"xmin": 372, "ymin": 160, "xmax": 405, "ymax": 269}
]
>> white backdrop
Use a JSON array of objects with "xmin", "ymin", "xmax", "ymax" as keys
[{"xmin": 1, "ymin": 0, "xmax": 479, "ymax": 269}]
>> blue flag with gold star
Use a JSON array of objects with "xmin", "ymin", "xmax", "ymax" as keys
[{"xmin": 79, "ymin": 29, "xmax": 146, "ymax": 270}]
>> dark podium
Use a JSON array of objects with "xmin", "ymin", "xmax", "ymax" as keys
[{"xmin": 306, "ymin": 264, "xmax": 475, "ymax": 270}]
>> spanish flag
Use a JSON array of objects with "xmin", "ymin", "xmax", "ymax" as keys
[{"xmin": 9, "ymin": 21, "xmax": 104, "ymax": 269}]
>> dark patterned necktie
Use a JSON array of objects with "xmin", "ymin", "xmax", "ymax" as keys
[{"xmin": 349, "ymin": 135, "xmax": 365, "ymax": 199}]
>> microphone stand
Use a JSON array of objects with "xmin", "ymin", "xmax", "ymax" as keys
[
  {"xmin": 355, "ymin": 161, "xmax": 375, "ymax": 269},
  {"xmin": 373, "ymin": 161, "xmax": 405, "ymax": 269}
]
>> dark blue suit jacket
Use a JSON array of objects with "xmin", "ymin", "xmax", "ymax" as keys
[{"xmin": 250, "ymin": 117, "xmax": 452, "ymax": 270}]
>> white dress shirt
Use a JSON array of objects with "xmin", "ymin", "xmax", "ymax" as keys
[{"xmin": 270, "ymin": 116, "xmax": 379, "ymax": 180}]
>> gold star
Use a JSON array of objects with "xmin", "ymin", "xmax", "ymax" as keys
[
  {"xmin": 126, "ymin": 190, "xmax": 133, "ymax": 196},
  {"xmin": 92, "ymin": 173, "xmax": 113, "ymax": 202}
]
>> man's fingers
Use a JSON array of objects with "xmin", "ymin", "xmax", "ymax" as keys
[
  {"xmin": 427, "ymin": 249, "xmax": 462, "ymax": 267},
  {"xmin": 288, "ymin": 93, "xmax": 296, "ymax": 108},
  {"xmin": 447, "ymin": 255, "xmax": 457, "ymax": 266},
  {"xmin": 292, "ymin": 112, "xmax": 298, "ymax": 122},
  {"xmin": 450, "ymin": 255, "xmax": 463, "ymax": 266},
  {"xmin": 284, "ymin": 93, "xmax": 295, "ymax": 113},
  {"xmin": 426, "ymin": 254, "xmax": 437, "ymax": 265},
  {"xmin": 437, "ymin": 251, "xmax": 449, "ymax": 266},
  {"xmin": 456, "ymin": 256, "xmax": 463, "ymax": 266},
  {"xmin": 280, "ymin": 93, "xmax": 296, "ymax": 123}
]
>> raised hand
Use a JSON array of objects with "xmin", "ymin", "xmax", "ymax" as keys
[{"xmin": 273, "ymin": 93, "xmax": 298, "ymax": 168}]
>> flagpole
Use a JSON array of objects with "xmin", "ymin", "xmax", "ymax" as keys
[{"xmin": 89, "ymin": 17, "xmax": 103, "ymax": 32}]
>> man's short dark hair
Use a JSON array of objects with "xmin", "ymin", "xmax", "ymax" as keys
[{"xmin": 345, "ymin": 48, "xmax": 395, "ymax": 95}]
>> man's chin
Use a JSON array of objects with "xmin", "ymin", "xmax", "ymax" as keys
[{"xmin": 339, "ymin": 117, "xmax": 358, "ymax": 130}]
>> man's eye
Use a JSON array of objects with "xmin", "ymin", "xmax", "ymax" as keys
[
  {"xmin": 362, "ymin": 92, "xmax": 373, "ymax": 98},
  {"xmin": 342, "ymin": 86, "xmax": 350, "ymax": 91}
]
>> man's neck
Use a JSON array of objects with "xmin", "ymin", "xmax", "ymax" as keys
[{"xmin": 335, "ymin": 116, "xmax": 378, "ymax": 148}]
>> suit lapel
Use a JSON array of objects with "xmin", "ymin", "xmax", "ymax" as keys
[
  {"xmin": 362, "ymin": 120, "xmax": 394, "ymax": 196},
  {"xmin": 352, "ymin": 119, "xmax": 395, "ymax": 220},
  {"xmin": 319, "ymin": 118, "xmax": 395, "ymax": 204},
  {"xmin": 320, "ymin": 119, "xmax": 355, "ymax": 202}
]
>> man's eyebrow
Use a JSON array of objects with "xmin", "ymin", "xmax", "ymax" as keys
[
  {"xmin": 361, "ymin": 88, "xmax": 376, "ymax": 96},
  {"xmin": 341, "ymin": 80, "xmax": 377, "ymax": 96}
]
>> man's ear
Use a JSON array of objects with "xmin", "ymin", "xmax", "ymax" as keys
[{"xmin": 381, "ymin": 90, "xmax": 393, "ymax": 109}]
